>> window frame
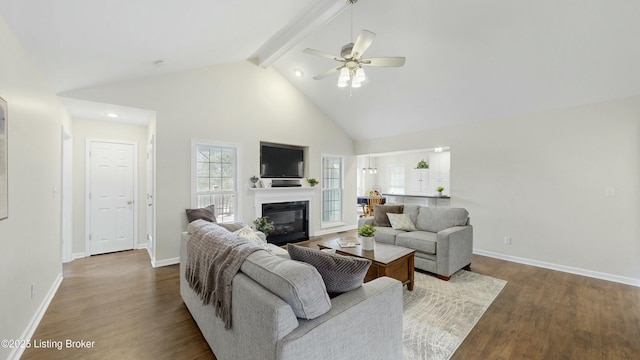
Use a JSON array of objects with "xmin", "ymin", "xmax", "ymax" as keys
[
  {"xmin": 320, "ymin": 153, "xmax": 345, "ymax": 228},
  {"xmin": 190, "ymin": 139, "xmax": 242, "ymax": 223}
]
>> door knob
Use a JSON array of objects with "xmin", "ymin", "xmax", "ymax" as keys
[{"xmin": 127, "ymin": 200, "xmax": 133, "ymax": 205}]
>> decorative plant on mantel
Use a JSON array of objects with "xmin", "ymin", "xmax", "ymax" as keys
[
  {"xmin": 307, "ymin": 178, "xmax": 319, "ymax": 187},
  {"xmin": 253, "ymin": 216, "xmax": 275, "ymax": 234},
  {"xmin": 437, "ymin": 186, "xmax": 445, "ymax": 196},
  {"xmin": 416, "ymin": 159, "xmax": 429, "ymax": 169}
]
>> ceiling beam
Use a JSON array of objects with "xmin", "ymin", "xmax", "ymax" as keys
[{"xmin": 248, "ymin": 0, "xmax": 348, "ymax": 68}]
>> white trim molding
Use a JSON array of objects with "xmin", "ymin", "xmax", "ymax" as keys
[
  {"xmin": 152, "ymin": 257, "xmax": 180, "ymax": 268},
  {"xmin": 314, "ymin": 224, "xmax": 357, "ymax": 237},
  {"xmin": 8, "ymin": 273, "xmax": 63, "ymax": 360},
  {"xmin": 474, "ymin": 249, "xmax": 640, "ymax": 288}
]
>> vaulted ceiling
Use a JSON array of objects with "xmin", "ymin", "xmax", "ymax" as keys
[{"xmin": 1, "ymin": 0, "xmax": 639, "ymax": 140}]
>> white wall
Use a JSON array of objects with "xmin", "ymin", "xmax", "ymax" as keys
[
  {"xmin": 71, "ymin": 118, "xmax": 149, "ymax": 256},
  {"xmin": 357, "ymin": 97, "xmax": 640, "ymax": 284},
  {"xmin": 62, "ymin": 61, "xmax": 356, "ymax": 264},
  {"xmin": 0, "ymin": 16, "xmax": 70, "ymax": 359}
]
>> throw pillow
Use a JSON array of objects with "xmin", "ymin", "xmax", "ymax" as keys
[
  {"xmin": 372, "ymin": 204, "xmax": 404, "ymax": 227},
  {"xmin": 287, "ymin": 243, "xmax": 372, "ymax": 297},
  {"xmin": 185, "ymin": 204, "xmax": 216, "ymax": 223},
  {"xmin": 387, "ymin": 213, "xmax": 417, "ymax": 231}
]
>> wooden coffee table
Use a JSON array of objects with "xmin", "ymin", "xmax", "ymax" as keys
[{"xmin": 317, "ymin": 238, "xmax": 415, "ymax": 291}]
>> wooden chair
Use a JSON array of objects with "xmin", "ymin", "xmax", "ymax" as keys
[{"xmin": 365, "ymin": 194, "xmax": 384, "ymax": 217}]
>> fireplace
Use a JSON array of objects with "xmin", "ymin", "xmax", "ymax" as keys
[{"xmin": 262, "ymin": 201, "xmax": 309, "ymax": 245}]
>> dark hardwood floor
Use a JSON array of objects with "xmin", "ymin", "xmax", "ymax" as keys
[
  {"xmin": 22, "ymin": 230, "xmax": 640, "ymax": 359},
  {"xmin": 452, "ymin": 255, "xmax": 640, "ymax": 360}
]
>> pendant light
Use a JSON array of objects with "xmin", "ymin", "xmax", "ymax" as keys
[{"xmin": 362, "ymin": 155, "xmax": 377, "ymax": 174}]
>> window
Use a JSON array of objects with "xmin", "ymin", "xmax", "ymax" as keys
[
  {"xmin": 321, "ymin": 155, "xmax": 344, "ymax": 226},
  {"xmin": 192, "ymin": 141, "xmax": 240, "ymax": 223},
  {"xmin": 388, "ymin": 164, "xmax": 405, "ymax": 194}
]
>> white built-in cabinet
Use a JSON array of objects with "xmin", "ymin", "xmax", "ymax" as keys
[
  {"xmin": 428, "ymin": 152, "xmax": 450, "ymax": 195},
  {"xmin": 410, "ymin": 168, "xmax": 430, "ymax": 194}
]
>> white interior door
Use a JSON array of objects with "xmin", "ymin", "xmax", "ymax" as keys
[{"xmin": 88, "ymin": 140, "xmax": 135, "ymax": 255}]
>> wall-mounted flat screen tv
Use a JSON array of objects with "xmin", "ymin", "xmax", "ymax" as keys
[{"xmin": 260, "ymin": 142, "xmax": 304, "ymax": 178}]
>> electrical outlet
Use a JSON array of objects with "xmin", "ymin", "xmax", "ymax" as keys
[
  {"xmin": 606, "ymin": 186, "xmax": 616, "ymax": 197},
  {"xmin": 503, "ymin": 236, "xmax": 512, "ymax": 245}
]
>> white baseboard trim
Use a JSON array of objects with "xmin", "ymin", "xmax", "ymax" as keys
[
  {"xmin": 314, "ymin": 224, "xmax": 357, "ymax": 237},
  {"xmin": 152, "ymin": 256, "xmax": 180, "ymax": 268},
  {"xmin": 146, "ymin": 248, "xmax": 155, "ymax": 264},
  {"xmin": 136, "ymin": 243, "xmax": 147, "ymax": 250},
  {"xmin": 474, "ymin": 249, "xmax": 640, "ymax": 288},
  {"xmin": 9, "ymin": 273, "xmax": 63, "ymax": 360}
]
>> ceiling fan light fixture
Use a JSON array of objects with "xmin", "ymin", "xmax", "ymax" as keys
[
  {"xmin": 338, "ymin": 67, "xmax": 350, "ymax": 81},
  {"xmin": 338, "ymin": 67, "xmax": 351, "ymax": 87},
  {"xmin": 354, "ymin": 68, "xmax": 366, "ymax": 82},
  {"xmin": 304, "ymin": 0, "xmax": 405, "ymax": 93}
]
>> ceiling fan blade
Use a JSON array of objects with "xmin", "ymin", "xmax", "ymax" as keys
[
  {"xmin": 303, "ymin": 48, "xmax": 345, "ymax": 62},
  {"xmin": 350, "ymin": 30, "xmax": 376, "ymax": 59},
  {"xmin": 361, "ymin": 57, "xmax": 406, "ymax": 67},
  {"xmin": 313, "ymin": 66, "xmax": 343, "ymax": 80}
]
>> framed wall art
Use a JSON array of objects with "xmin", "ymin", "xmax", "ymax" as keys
[{"xmin": 0, "ymin": 97, "xmax": 7, "ymax": 220}]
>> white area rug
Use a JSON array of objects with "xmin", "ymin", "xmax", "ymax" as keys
[{"xmin": 403, "ymin": 270, "xmax": 507, "ymax": 360}]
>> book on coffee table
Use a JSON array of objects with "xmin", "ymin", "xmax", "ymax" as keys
[{"xmin": 338, "ymin": 239, "xmax": 360, "ymax": 248}]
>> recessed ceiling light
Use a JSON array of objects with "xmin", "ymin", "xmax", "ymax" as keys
[
  {"xmin": 106, "ymin": 113, "xmax": 118, "ymax": 118},
  {"xmin": 293, "ymin": 69, "xmax": 304, "ymax": 78}
]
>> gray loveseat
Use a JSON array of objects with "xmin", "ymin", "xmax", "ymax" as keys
[
  {"xmin": 358, "ymin": 204, "xmax": 473, "ymax": 280},
  {"xmin": 180, "ymin": 221, "xmax": 403, "ymax": 360}
]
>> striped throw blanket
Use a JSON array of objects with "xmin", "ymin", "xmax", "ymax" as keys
[{"xmin": 185, "ymin": 220, "xmax": 262, "ymax": 329}]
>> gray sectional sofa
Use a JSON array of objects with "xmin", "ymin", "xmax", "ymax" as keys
[
  {"xmin": 358, "ymin": 204, "xmax": 473, "ymax": 280},
  {"xmin": 180, "ymin": 221, "xmax": 403, "ymax": 360}
]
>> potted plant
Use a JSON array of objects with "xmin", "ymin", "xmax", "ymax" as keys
[
  {"xmin": 358, "ymin": 224, "xmax": 376, "ymax": 250},
  {"xmin": 437, "ymin": 186, "xmax": 444, "ymax": 196},
  {"xmin": 416, "ymin": 159, "xmax": 429, "ymax": 169},
  {"xmin": 306, "ymin": 178, "xmax": 319, "ymax": 187},
  {"xmin": 253, "ymin": 216, "xmax": 275, "ymax": 235}
]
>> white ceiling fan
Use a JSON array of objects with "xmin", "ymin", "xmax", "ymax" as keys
[{"xmin": 303, "ymin": 0, "xmax": 406, "ymax": 89}]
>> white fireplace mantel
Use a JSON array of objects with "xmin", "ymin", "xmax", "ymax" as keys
[{"xmin": 249, "ymin": 187, "xmax": 318, "ymax": 235}]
